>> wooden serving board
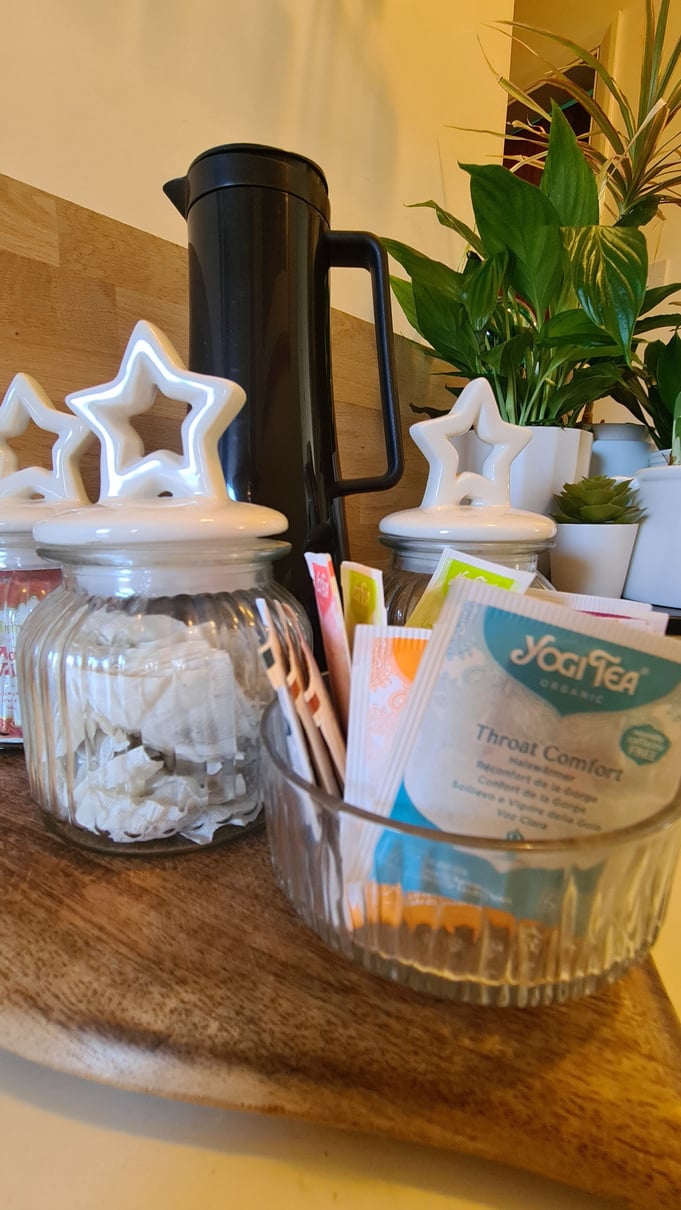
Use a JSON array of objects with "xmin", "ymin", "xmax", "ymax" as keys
[{"xmin": 0, "ymin": 753, "xmax": 679, "ymax": 1208}]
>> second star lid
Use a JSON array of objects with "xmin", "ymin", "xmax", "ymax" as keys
[{"xmin": 380, "ymin": 379, "xmax": 556, "ymax": 545}]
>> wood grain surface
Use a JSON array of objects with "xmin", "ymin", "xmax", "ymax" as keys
[
  {"xmin": 0, "ymin": 171, "xmax": 454, "ymax": 568},
  {"xmin": 0, "ymin": 753, "xmax": 679, "ymax": 1209}
]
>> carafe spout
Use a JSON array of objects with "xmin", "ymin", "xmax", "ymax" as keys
[{"xmin": 163, "ymin": 176, "xmax": 188, "ymax": 217}]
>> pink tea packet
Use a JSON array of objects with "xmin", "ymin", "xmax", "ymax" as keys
[{"xmin": 305, "ymin": 552, "xmax": 351, "ymax": 732}]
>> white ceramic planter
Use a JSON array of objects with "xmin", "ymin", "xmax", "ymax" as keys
[
  {"xmin": 589, "ymin": 423, "xmax": 653, "ymax": 479},
  {"xmin": 623, "ymin": 465, "xmax": 681, "ymax": 606},
  {"xmin": 511, "ymin": 426, "xmax": 593, "ymax": 515},
  {"xmin": 550, "ymin": 523, "xmax": 638, "ymax": 597},
  {"xmin": 452, "ymin": 425, "xmax": 592, "ymax": 515}
]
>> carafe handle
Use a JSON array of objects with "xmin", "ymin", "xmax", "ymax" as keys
[{"xmin": 321, "ymin": 230, "xmax": 403, "ymax": 496}]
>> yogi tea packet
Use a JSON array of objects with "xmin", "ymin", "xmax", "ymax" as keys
[{"xmin": 344, "ymin": 580, "xmax": 681, "ymax": 925}]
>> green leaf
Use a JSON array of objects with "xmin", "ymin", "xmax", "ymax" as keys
[
  {"xmin": 460, "ymin": 252, "xmax": 508, "ymax": 328},
  {"xmin": 656, "ymin": 333, "xmax": 681, "ymax": 410},
  {"xmin": 567, "ymin": 226, "xmax": 648, "ymax": 357},
  {"xmin": 634, "ymin": 311, "xmax": 681, "ymax": 335},
  {"xmin": 582, "ymin": 503, "xmax": 636, "ymax": 522},
  {"xmin": 410, "ymin": 278, "xmax": 480, "ymax": 374},
  {"xmin": 502, "ymin": 21, "xmax": 632, "ymax": 148},
  {"xmin": 644, "ymin": 339, "xmax": 665, "ymax": 375},
  {"xmin": 480, "ymin": 330, "xmax": 534, "ymax": 373},
  {"xmin": 537, "ymin": 310, "xmax": 619, "ymax": 349},
  {"xmin": 614, "ymin": 195, "xmax": 662, "ymax": 227},
  {"xmin": 381, "ymin": 238, "xmax": 465, "ymax": 298},
  {"xmin": 545, "ymin": 363, "xmax": 622, "ymax": 421},
  {"xmin": 407, "ymin": 201, "xmax": 484, "ymax": 255},
  {"xmin": 640, "ymin": 282, "xmax": 681, "ymax": 314},
  {"xmin": 462, "ymin": 163, "xmax": 566, "ymax": 318},
  {"xmin": 541, "ymin": 102, "xmax": 599, "ymax": 226},
  {"xmin": 389, "ymin": 276, "xmax": 421, "ymax": 335}
]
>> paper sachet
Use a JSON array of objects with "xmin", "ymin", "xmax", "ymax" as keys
[
  {"xmin": 406, "ymin": 546, "xmax": 534, "ymax": 629},
  {"xmin": 345, "ymin": 624, "xmax": 430, "ymax": 809},
  {"xmin": 526, "ymin": 588, "xmax": 669, "ymax": 633},
  {"xmin": 340, "ymin": 561, "xmax": 387, "ymax": 652},
  {"xmin": 345, "ymin": 579, "xmax": 681, "ymax": 933}
]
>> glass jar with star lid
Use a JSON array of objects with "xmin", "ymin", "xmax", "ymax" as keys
[
  {"xmin": 379, "ymin": 379, "xmax": 556, "ymax": 625},
  {"xmin": 16, "ymin": 321, "xmax": 309, "ymax": 854},
  {"xmin": 0, "ymin": 373, "xmax": 92, "ymax": 748}
]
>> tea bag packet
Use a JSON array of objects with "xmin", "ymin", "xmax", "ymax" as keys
[
  {"xmin": 0, "ymin": 373, "xmax": 92, "ymax": 743},
  {"xmin": 274, "ymin": 600, "xmax": 340, "ymax": 797},
  {"xmin": 342, "ymin": 624, "xmax": 430, "ymax": 916},
  {"xmin": 527, "ymin": 588, "xmax": 669, "ymax": 633},
  {"xmin": 340, "ymin": 561, "xmax": 386, "ymax": 651},
  {"xmin": 345, "ymin": 624, "xmax": 430, "ymax": 809},
  {"xmin": 22, "ymin": 320, "xmax": 295, "ymax": 848},
  {"xmin": 346, "ymin": 579, "xmax": 681, "ymax": 931},
  {"xmin": 305, "ymin": 552, "xmax": 351, "ymax": 732},
  {"xmin": 405, "ymin": 546, "xmax": 534, "ymax": 628}
]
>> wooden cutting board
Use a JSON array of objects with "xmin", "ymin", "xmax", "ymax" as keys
[{"xmin": 0, "ymin": 751, "xmax": 679, "ymax": 1208}]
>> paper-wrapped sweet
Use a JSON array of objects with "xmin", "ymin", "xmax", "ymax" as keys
[{"xmin": 44, "ymin": 611, "xmax": 264, "ymax": 844}]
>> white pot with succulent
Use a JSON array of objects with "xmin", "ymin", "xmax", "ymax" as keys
[{"xmin": 549, "ymin": 476, "xmax": 644, "ymax": 598}]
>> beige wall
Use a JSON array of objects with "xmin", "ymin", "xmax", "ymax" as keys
[{"xmin": 0, "ymin": 0, "xmax": 513, "ymax": 334}]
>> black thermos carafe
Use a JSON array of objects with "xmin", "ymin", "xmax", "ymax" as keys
[{"xmin": 164, "ymin": 144, "xmax": 403, "ymax": 610}]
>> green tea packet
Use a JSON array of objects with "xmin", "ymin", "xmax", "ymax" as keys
[{"xmin": 406, "ymin": 546, "xmax": 534, "ymax": 629}]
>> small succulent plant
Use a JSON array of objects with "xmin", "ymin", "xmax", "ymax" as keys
[{"xmin": 551, "ymin": 476, "xmax": 645, "ymax": 525}]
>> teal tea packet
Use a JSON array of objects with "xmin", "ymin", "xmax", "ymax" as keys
[{"xmin": 345, "ymin": 580, "xmax": 681, "ymax": 929}]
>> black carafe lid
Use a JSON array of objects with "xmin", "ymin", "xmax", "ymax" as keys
[{"xmin": 163, "ymin": 143, "xmax": 331, "ymax": 221}]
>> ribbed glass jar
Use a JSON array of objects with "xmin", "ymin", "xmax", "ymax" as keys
[
  {"xmin": 17, "ymin": 539, "xmax": 306, "ymax": 854},
  {"xmin": 0, "ymin": 536, "xmax": 62, "ymax": 750},
  {"xmin": 381, "ymin": 536, "xmax": 554, "ymax": 625}
]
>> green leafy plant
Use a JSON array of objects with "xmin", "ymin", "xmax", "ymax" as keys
[
  {"xmin": 608, "ymin": 330, "xmax": 681, "ymax": 462},
  {"xmin": 384, "ymin": 104, "xmax": 649, "ymax": 426},
  {"xmin": 551, "ymin": 475, "xmax": 645, "ymax": 523},
  {"xmin": 488, "ymin": 1, "xmax": 681, "ymax": 462},
  {"xmin": 499, "ymin": 0, "xmax": 681, "ymax": 228}
]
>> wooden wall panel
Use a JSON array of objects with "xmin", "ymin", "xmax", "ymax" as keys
[{"xmin": 0, "ymin": 172, "xmax": 454, "ymax": 566}]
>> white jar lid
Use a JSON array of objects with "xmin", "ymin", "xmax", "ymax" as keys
[
  {"xmin": 35, "ymin": 496, "xmax": 287, "ymax": 546},
  {"xmin": 380, "ymin": 503, "xmax": 555, "ymax": 543},
  {"xmin": 33, "ymin": 320, "xmax": 287, "ymax": 548},
  {"xmin": 380, "ymin": 378, "xmax": 556, "ymax": 545},
  {"xmin": 0, "ymin": 373, "xmax": 92, "ymax": 535}
]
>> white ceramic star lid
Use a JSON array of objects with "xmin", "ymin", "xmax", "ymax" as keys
[
  {"xmin": 0, "ymin": 373, "xmax": 93, "ymax": 534},
  {"xmin": 33, "ymin": 321, "xmax": 288, "ymax": 546},
  {"xmin": 379, "ymin": 379, "xmax": 556, "ymax": 543}
]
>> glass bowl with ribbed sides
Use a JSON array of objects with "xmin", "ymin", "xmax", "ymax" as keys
[
  {"xmin": 261, "ymin": 700, "xmax": 681, "ymax": 1006},
  {"xmin": 17, "ymin": 538, "xmax": 306, "ymax": 854}
]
